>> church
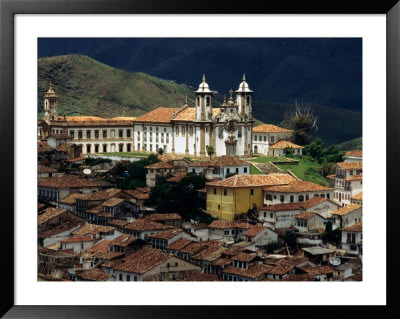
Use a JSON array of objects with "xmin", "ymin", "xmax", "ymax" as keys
[{"xmin": 38, "ymin": 75, "xmax": 255, "ymax": 158}]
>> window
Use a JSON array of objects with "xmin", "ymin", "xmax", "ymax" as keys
[
  {"xmin": 206, "ymin": 96, "xmax": 210, "ymax": 106},
  {"xmin": 264, "ymin": 136, "xmax": 267, "ymax": 142},
  {"xmin": 298, "ymin": 195, "xmax": 304, "ymax": 202},
  {"xmin": 227, "ymin": 168, "xmax": 230, "ymax": 174},
  {"xmin": 224, "ymin": 230, "xmax": 229, "ymax": 235},
  {"xmin": 70, "ymin": 131, "xmax": 74, "ymax": 138},
  {"xmin": 280, "ymin": 195, "xmax": 284, "ymax": 202},
  {"xmin": 290, "ymin": 195, "xmax": 294, "ymax": 203},
  {"xmin": 250, "ymin": 189, "xmax": 254, "ymax": 196},
  {"xmin": 119, "ymin": 144, "xmax": 123, "ymax": 152},
  {"xmin": 270, "ymin": 213, "xmax": 273, "ymax": 218},
  {"xmin": 103, "ymin": 144, "xmax": 107, "ymax": 152},
  {"xmin": 126, "ymin": 275, "xmax": 130, "ymax": 281},
  {"xmin": 103, "ymin": 130, "xmax": 107, "ymax": 138},
  {"xmin": 86, "ymin": 144, "xmax": 91, "ymax": 153},
  {"xmin": 254, "ymin": 135, "xmax": 257, "ymax": 141},
  {"xmin": 238, "ymin": 128, "xmax": 242, "ymax": 137},
  {"xmin": 224, "ymin": 189, "xmax": 227, "ymax": 196},
  {"xmin": 137, "ymin": 131, "xmax": 140, "ymax": 141},
  {"xmin": 127, "ymin": 144, "xmax": 131, "ymax": 152},
  {"xmin": 78, "ymin": 131, "xmax": 83, "ymax": 139},
  {"xmin": 176, "ymin": 126, "xmax": 179, "ymax": 135},
  {"xmin": 119, "ymin": 274, "xmax": 123, "ymax": 281},
  {"xmin": 271, "ymin": 136, "xmax": 275, "ymax": 143},
  {"xmin": 264, "ymin": 212, "xmax": 266, "ymax": 218},
  {"xmin": 266, "ymin": 194, "xmax": 272, "ymax": 201},
  {"xmin": 218, "ymin": 204, "xmax": 220, "ymax": 210},
  {"xmin": 235, "ymin": 168, "xmax": 239, "ymax": 174},
  {"xmin": 213, "ymin": 188, "xmax": 216, "ymax": 195},
  {"xmin": 218, "ymin": 128, "xmax": 223, "ymax": 138},
  {"xmin": 244, "ymin": 167, "xmax": 248, "ymax": 174},
  {"xmin": 259, "ymin": 135, "xmax": 262, "ymax": 142},
  {"xmin": 127, "ymin": 130, "xmax": 131, "ymax": 138},
  {"xmin": 137, "ymin": 143, "xmax": 140, "ymax": 150},
  {"xmin": 182, "ymin": 126, "xmax": 186, "ymax": 135},
  {"xmin": 306, "ymin": 195, "xmax": 309, "ymax": 201}
]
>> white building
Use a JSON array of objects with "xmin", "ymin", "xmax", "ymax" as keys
[
  {"xmin": 344, "ymin": 150, "xmax": 362, "ymax": 162},
  {"xmin": 340, "ymin": 222, "xmax": 362, "ymax": 256},
  {"xmin": 327, "ymin": 161, "xmax": 362, "ymax": 206},
  {"xmin": 252, "ymin": 124, "xmax": 293, "ymax": 155},
  {"xmin": 38, "ymin": 75, "xmax": 256, "ymax": 158}
]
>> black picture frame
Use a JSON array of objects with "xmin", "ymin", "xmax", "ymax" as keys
[{"xmin": 1, "ymin": 0, "xmax": 399, "ymax": 318}]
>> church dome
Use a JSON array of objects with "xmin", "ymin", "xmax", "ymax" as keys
[
  {"xmin": 235, "ymin": 74, "xmax": 253, "ymax": 93},
  {"xmin": 195, "ymin": 74, "xmax": 213, "ymax": 93}
]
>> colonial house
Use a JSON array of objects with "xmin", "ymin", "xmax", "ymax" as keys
[
  {"xmin": 327, "ymin": 161, "xmax": 362, "ymax": 206},
  {"xmin": 300, "ymin": 246, "xmax": 335, "ymax": 265},
  {"xmin": 222, "ymin": 263, "xmax": 273, "ymax": 281},
  {"xmin": 205, "ymin": 173, "xmax": 296, "ymax": 221},
  {"xmin": 294, "ymin": 211, "xmax": 327, "ymax": 233},
  {"xmin": 38, "ymin": 164, "xmax": 64, "ymax": 178},
  {"xmin": 351, "ymin": 192, "xmax": 363, "ymax": 205},
  {"xmin": 330, "ymin": 204, "xmax": 362, "ymax": 229},
  {"xmin": 296, "ymin": 265, "xmax": 334, "ymax": 281},
  {"xmin": 75, "ymin": 267, "xmax": 112, "ymax": 281},
  {"xmin": 38, "ymin": 207, "xmax": 69, "ymax": 233},
  {"xmin": 165, "ymin": 238, "xmax": 194, "ymax": 257},
  {"xmin": 207, "ymin": 220, "xmax": 252, "ymax": 241},
  {"xmin": 252, "ymin": 124, "xmax": 293, "ymax": 155},
  {"xmin": 145, "ymin": 161, "xmax": 174, "ymax": 187},
  {"xmin": 265, "ymin": 257, "xmax": 313, "ymax": 280},
  {"xmin": 243, "ymin": 225, "xmax": 279, "ymax": 246},
  {"xmin": 268, "ymin": 140, "xmax": 303, "ymax": 157},
  {"xmin": 53, "ymin": 143, "xmax": 83, "ymax": 162},
  {"xmin": 190, "ymin": 242, "xmax": 226, "ymax": 273},
  {"xmin": 38, "ymin": 222, "xmax": 83, "ymax": 247},
  {"xmin": 111, "ymin": 247, "xmax": 202, "ymax": 281},
  {"xmin": 38, "ymin": 75, "xmax": 255, "ymax": 158},
  {"xmin": 187, "ymin": 156, "xmax": 250, "ymax": 180},
  {"xmin": 122, "ymin": 218, "xmax": 173, "ymax": 240},
  {"xmin": 72, "ymin": 224, "xmax": 122, "ymax": 241},
  {"xmin": 46, "ymin": 133, "xmax": 71, "ymax": 148},
  {"xmin": 258, "ymin": 196, "xmax": 340, "ymax": 229},
  {"xmin": 145, "ymin": 213, "xmax": 182, "ymax": 227},
  {"xmin": 263, "ymin": 180, "xmax": 334, "ymax": 206},
  {"xmin": 59, "ymin": 236, "xmax": 96, "ymax": 253},
  {"xmin": 341, "ymin": 222, "xmax": 362, "ymax": 256},
  {"xmin": 108, "ymin": 234, "xmax": 149, "ymax": 257},
  {"xmin": 148, "ymin": 228, "xmax": 196, "ymax": 251},
  {"xmin": 38, "ymin": 175, "xmax": 110, "ymax": 205}
]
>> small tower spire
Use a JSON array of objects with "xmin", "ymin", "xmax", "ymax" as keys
[
  {"xmin": 243, "ymin": 73, "xmax": 246, "ymax": 81},
  {"xmin": 123, "ymin": 110, "xmax": 125, "ymax": 117},
  {"xmin": 202, "ymin": 74, "xmax": 206, "ymax": 83},
  {"xmin": 229, "ymin": 89, "xmax": 233, "ymax": 101}
]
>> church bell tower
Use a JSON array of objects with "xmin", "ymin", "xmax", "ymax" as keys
[
  {"xmin": 235, "ymin": 74, "xmax": 253, "ymax": 119},
  {"xmin": 43, "ymin": 82, "xmax": 59, "ymax": 122},
  {"xmin": 195, "ymin": 74, "xmax": 213, "ymax": 121}
]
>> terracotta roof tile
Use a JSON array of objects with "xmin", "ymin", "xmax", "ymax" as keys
[
  {"xmin": 172, "ymin": 107, "xmax": 221, "ymax": 122},
  {"xmin": 336, "ymin": 162, "xmax": 362, "ymax": 170},
  {"xmin": 38, "ymin": 222, "xmax": 83, "ymax": 238},
  {"xmin": 267, "ymin": 257, "xmax": 309, "ymax": 275},
  {"xmin": 58, "ymin": 193, "xmax": 87, "ymax": 205},
  {"xmin": 102, "ymin": 197, "xmax": 127, "ymax": 207},
  {"xmin": 72, "ymin": 224, "xmax": 116, "ymax": 236},
  {"xmin": 123, "ymin": 189, "xmax": 150, "ymax": 200},
  {"xmin": 108, "ymin": 219, "xmax": 129, "ymax": 227},
  {"xmin": 76, "ymin": 267, "xmax": 111, "ymax": 281},
  {"xmin": 109, "ymin": 234, "xmax": 138, "ymax": 247},
  {"xmin": 222, "ymin": 264, "xmax": 274, "ymax": 280},
  {"xmin": 264, "ymin": 180, "xmax": 333, "ymax": 193},
  {"xmin": 211, "ymin": 257, "xmax": 232, "ymax": 267},
  {"xmin": 123, "ymin": 218, "xmax": 173, "ymax": 231},
  {"xmin": 38, "ymin": 207, "xmax": 68, "ymax": 225},
  {"xmin": 60, "ymin": 235, "xmax": 94, "ymax": 243},
  {"xmin": 48, "ymin": 133, "xmax": 70, "ymax": 140},
  {"xmin": 113, "ymin": 247, "xmax": 171, "ymax": 274},
  {"xmin": 207, "ymin": 173, "xmax": 295, "ymax": 188},
  {"xmin": 295, "ymin": 211, "xmax": 316, "ymax": 220},
  {"xmin": 134, "ymin": 107, "xmax": 180, "ymax": 123},
  {"xmin": 179, "ymin": 242, "xmax": 208, "ymax": 254},
  {"xmin": 279, "ymin": 274, "xmax": 315, "ymax": 281},
  {"xmin": 82, "ymin": 239, "xmax": 110, "ymax": 255},
  {"xmin": 167, "ymin": 172, "xmax": 187, "ymax": 183},
  {"xmin": 244, "ymin": 225, "xmax": 267, "ymax": 237},
  {"xmin": 38, "ymin": 175, "xmax": 110, "ymax": 189},
  {"xmin": 223, "ymin": 246, "xmax": 246, "ymax": 256},
  {"xmin": 145, "ymin": 162, "xmax": 174, "ymax": 169},
  {"xmin": 166, "ymin": 238, "xmax": 193, "ymax": 251},
  {"xmin": 344, "ymin": 174, "xmax": 362, "ymax": 181},
  {"xmin": 341, "ymin": 222, "xmax": 362, "ymax": 232},
  {"xmin": 331, "ymin": 204, "xmax": 362, "ymax": 216},
  {"xmin": 135, "ymin": 187, "xmax": 151, "ymax": 194},
  {"xmin": 345, "ymin": 150, "xmax": 362, "ymax": 157},
  {"xmin": 208, "ymin": 220, "xmax": 252, "ymax": 230},
  {"xmin": 191, "ymin": 245, "xmax": 225, "ymax": 262},
  {"xmin": 269, "ymin": 140, "xmax": 303, "ymax": 149},
  {"xmin": 351, "ymin": 192, "xmax": 363, "ymax": 200},
  {"xmin": 252, "ymin": 124, "xmax": 293, "ymax": 133},
  {"xmin": 298, "ymin": 265, "xmax": 334, "ymax": 275},
  {"xmin": 145, "ymin": 213, "xmax": 182, "ymax": 221},
  {"xmin": 148, "ymin": 228, "xmax": 184, "ymax": 240},
  {"xmin": 259, "ymin": 196, "xmax": 331, "ymax": 211},
  {"xmin": 231, "ymin": 252, "xmax": 258, "ymax": 262}
]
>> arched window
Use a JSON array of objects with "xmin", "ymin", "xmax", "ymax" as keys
[
  {"xmin": 298, "ymin": 195, "xmax": 304, "ymax": 202},
  {"xmin": 206, "ymin": 96, "xmax": 210, "ymax": 106},
  {"xmin": 246, "ymin": 96, "xmax": 250, "ymax": 105}
]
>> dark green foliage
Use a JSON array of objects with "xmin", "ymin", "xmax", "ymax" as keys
[
  {"xmin": 206, "ymin": 145, "xmax": 215, "ymax": 159},
  {"xmin": 319, "ymin": 162, "xmax": 336, "ymax": 178},
  {"xmin": 86, "ymin": 157, "xmax": 112, "ymax": 166},
  {"xmin": 145, "ymin": 173, "xmax": 206, "ymax": 221},
  {"xmin": 283, "ymin": 146, "xmax": 294, "ymax": 156},
  {"xmin": 116, "ymin": 154, "xmax": 160, "ymax": 189},
  {"xmin": 225, "ymin": 172, "xmax": 237, "ymax": 179},
  {"xmin": 325, "ymin": 221, "xmax": 333, "ymax": 233},
  {"xmin": 283, "ymin": 231, "xmax": 298, "ymax": 250},
  {"xmin": 157, "ymin": 147, "xmax": 164, "ymax": 155},
  {"xmin": 303, "ymin": 137, "xmax": 344, "ymax": 164},
  {"xmin": 265, "ymin": 241, "xmax": 282, "ymax": 253},
  {"xmin": 321, "ymin": 228, "xmax": 341, "ymax": 244},
  {"xmin": 198, "ymin": 213, "xmax": 217, "ymax": 225}
]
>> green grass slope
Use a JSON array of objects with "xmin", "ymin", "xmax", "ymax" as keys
[
  {"xmin": 336, "ymin": 137, "xmax": 362, "ymax": 150},
  {"xmin": 38, "ymin": 54, "xmax": 197, "ymax": 118}
]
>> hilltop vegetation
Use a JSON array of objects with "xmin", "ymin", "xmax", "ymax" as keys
[
  {"xmin": 38, "ymin": 54, "xmax": 197, "ymax": 118},
  {"xmin": 38, "ymin": 54, "xmax": 361, "ymax": 145},
  {"xmin": 336, "ymin": 137, "xmax": 362, "ymax": 151}
]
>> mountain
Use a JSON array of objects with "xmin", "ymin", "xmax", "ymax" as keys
[
  {"xmin": 38, "ymin": 54, "xmax": 361, "ymax": 145},
  {"xmin": 336, "ymin": 137, "xmax": 363, "ymax": 151},
  {"xmin": 38, "ymin": 38, "xmax": 362, "ymax": 112}
]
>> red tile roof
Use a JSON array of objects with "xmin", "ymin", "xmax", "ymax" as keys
[
  {"xmin": 124, "ymin": 218, "xmax": 173, "ymax": 231},
  {"xmin": 188, "ymin": 156, "xmax": 248, "ymax": 168},
  {"xmin": 148, "ymin": 228, "xmax": 184, "ymax": 240},
  {"xmin": 76, "ymin": 267, "xmax": 111, "ymax": 281},
  {"xmin": 222, "ymin": 264, "xmax": 274, "ymax": 280},
  {"xmin": 252, "ymin": 124, "xmax": 293, "ymax": 133},
  {"xmin": 298, "ymin": 265, "xmax": 334, "ymax": 275},
  {"xmin": 336, "ymin": 162, "xmax": 362, "ymax": 170},
  {"xmin": 208, "ymin": 220, "xmax": 252, "ymax": 230},
  {"xmin": 295, "ymin": 211, "xmax": 316, "ymax": 220},
  {"xmin": 38, "ymin": 207, "xmax": 68, "ymax": 225},
  {"xmin": 244, "ymin": 225, "xmax": 267, "ymax": 237},
  {"xmin": 72, "ymin": 224, "xmax": 116, "ymax": 236},
  {"xmin": 134, "ymin": 107, "xmax": 180, "ymax": 123},
  {"xmin": 38, "ymin": 165, "xmax": 57, "ymax": 173},
  {"xmin": 207, "ymin": 174, "xmax": 296, "ymax": 188},
  {"xmin": 60, "ymin": 236, "xmax": 94, "ymax": 243},
  {"xmin": 145, "ymin": 213, "xmax": 182, "ymax": 221},
  {"xmin": 341, "ymin": 222, "xmax": 362, "ymax": 232},
  {"xmin": 166, "ymin": 238, "xmax": 193, "ymax": 251},
  {"xmin": 123, "ymin": 189, "xmax": 150, "ymax": 200},
  {"xmin": 38, "ymin": 175, "xmax": 110, "ymax": 189},
  {"xmin": 331, "ymin": 204, "xmax": 362, "ymax": 216},
  {"xmin": 145, "ymin": 162, "xmax": 174, "ymax": 169},
  {"xmin": 351, "ymin": 192, "xmax": 363, "ymax": 200},
  {"xmin": 264, "ymin": 180, "xmax": 333, "ymax": 193},
  {"xmin": 345, "ymin": 150, "xmax": 362, "ymax": 157},
  {"xmin": 109, "ymin": 234, "xmax": 138, "ymax": 247},
  {"xmin": 269, "ymin": 140, "xmax": 303, "ymax": 149},
  {"xmin": 182, "ymin": 272, "xmax": 219, "ymax": 281}
]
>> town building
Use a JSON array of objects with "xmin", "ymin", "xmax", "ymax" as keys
[
  {"xmin": 340, "ymin": 222, "xmax": 362, "ymax": 256},
  {"xmin": 38, "ymin": 75, "xmax": 258, "ymax": 158},
  {"xmin": 205, "ymin": 174, "xmax": 296, "ymax": 221},
  {"xmin": 252, "ymin": 124, "xmax": 293, "ymax": 155},
  {"xmin": 327, "ymin": 161, "xmax": 362, "ymax": 206},
  {"xmin": 268, "ymin": 140, "xmax": 303, "ymax": 157},
  {"xmin": 344, "ymin": 150, "xmax": 362, "ymax": 162}
]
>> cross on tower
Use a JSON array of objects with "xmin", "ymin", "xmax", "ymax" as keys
[{"xmin": 229, "ymin": 89, "xmax": 233, "ymax": 100}]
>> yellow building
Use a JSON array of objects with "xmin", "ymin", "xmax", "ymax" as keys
[{"xmin": 206, "ymin": 174, "xmax": 296, "ymax": 221}]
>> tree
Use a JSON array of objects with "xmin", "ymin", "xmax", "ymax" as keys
[
  {"xmin": 283, "ymin": 230, "xmax": 298, "ymax": 250},
  {"xmin": 325, "ymin": 221, "xmax": 333, "ymax": 233},
  {"xmin": 281, "ymin": 104, "xmax": 318, "ymax": 146},
  {"xmin": 304, "ymin": 137, "xmax": 325, "ymax": 162},
  {"xmin": 157, "ymin": 147, "xmax": 164, "ymax": 155},
  {"xmin": 265, "ymin": 241, "xmax": 282, "ymax": 253},
  {"xmin": 284, "ymin": 146, "xmax": 294, "ymax": 156},
  {"xmin": 206, "ymin": 145, "xmax": 215, "ymax": 159}
]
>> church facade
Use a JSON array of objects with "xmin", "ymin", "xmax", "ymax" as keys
[{"xmin": 38, "ymin": 75, "xmax": 255, "ymax": 158}]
